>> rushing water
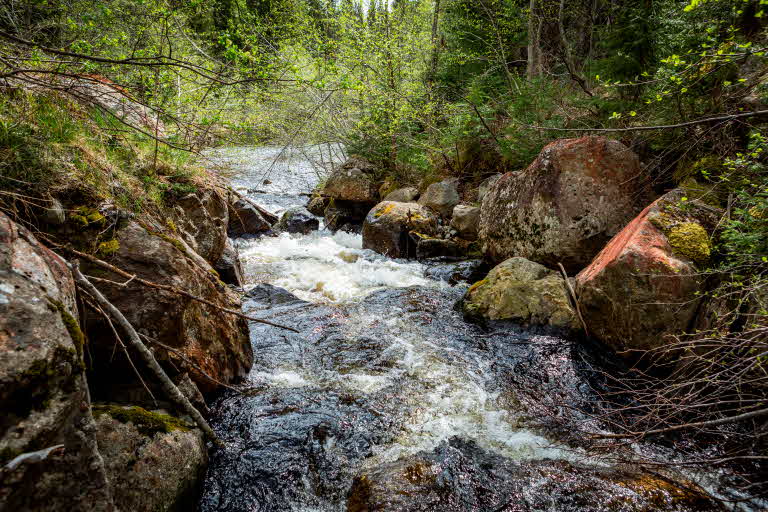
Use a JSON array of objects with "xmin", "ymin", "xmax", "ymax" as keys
[{"xmin": 199, "ymin": 147, "xmax": 725, "ymax": 512}]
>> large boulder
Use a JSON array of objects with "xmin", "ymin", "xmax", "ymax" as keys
[
  {"xmin": 173, "ymin": 187, "xmax": 228, "ymax": 263},
  {"xmin": 321, "ymin": 157, "xmax": 378, "ymax": 203},
  {"xmin": 576, "ymin": 189, "xmax": 721, "ymax": 355},
  {"xmin": 450, "ymin": 205, "xmax": 480, "ymax": 240},
  {"xmin": 418, "ymin": 179, "xmax": 460, "ymax": 217},
  {"xmin": 275, "ymin": 206, "xmax": 319, "ymax": 235},
  {"xmin": 83, "ymin": 221, "xmax": 252, "ymax": 395},
  {"xmin": 479, "ymin": 137, "xmax": 650, "ymax": 272},
  {"xmin": 477, "ymin": 173, "xmax": 502, "ymax": 203},
  {"xmin": 93, "ymin": 405, "xmax": 207, "ymax": 512},
  {"xmin": 227, "ymin": 198, "xmax": 272, "ymax": 237},
  {"xmin": 462, "ymin": 257, "xmax": 578, "ymax": 329},
  {"xmin": 0, "ymin": 212, "xmax": 114, "ymax": 511},
  {"xmin": 384, "ymin": 186, "xmax": 419, "ymax": 203},
  {"xmin": 362, "ymin": 202, "xmax": 439, "ymax": 258},
  {"xmin": 214, "ymin": 238, "xmax": 244, "ymax": 287}
]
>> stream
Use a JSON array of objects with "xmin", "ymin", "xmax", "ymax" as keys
[{"xmin": 198, "ymin": 147, "xmax": 723, "ymax": 512}]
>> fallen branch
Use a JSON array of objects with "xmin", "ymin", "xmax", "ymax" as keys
[
  {"xmin": 57, "ymin": 244, "xmax": 298, "ymax": 333},
  {"xmin": 558, "ymin": 262, "xmax": 589, "ymax": 337},
  {"xmin": 69, "ymin": 261, "xmax": 223, "ymax": 447}
]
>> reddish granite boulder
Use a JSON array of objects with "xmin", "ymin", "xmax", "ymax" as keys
[
  {"xmin": 575, "ymin": 189, "xmax": 720, "ymax": 356},
  {"xmin": 479, "ymin": 137, "xmax": 651, "ymax": 272}
]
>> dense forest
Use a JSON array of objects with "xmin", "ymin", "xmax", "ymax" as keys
[{"xmin": 1, "ymin": 0, "xmax": 767, "ymax": 510}]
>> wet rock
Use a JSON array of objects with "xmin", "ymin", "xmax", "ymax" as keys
[
  {"xmin": 0, "ymin": 211, "xmax": 114, "ymax": 512},
  {"xmin": 362, "ymin": 202, "xmax": 439, "ymax": 258},
  {"xmin": 418, "ymin": 179, "xmax": 460, "ymax": 217},
  {"xmin": 462, "ymin": 257, "xmax": 578, "ymax": 329},
  {"xmin": 423, "ymin": 260, "xmax": 489, "ymax": 285},
  {"xmin": 450, "ymin": 205, "xmax": 480, "ymax": 240},
  {"xmin": 246, "ymin": 283, "xmax": 308, "ymax": 306},
  {"xmin": 324, "ymin": 201, "xmax": 370, "ymax": 233},
  {"xmin": 213, "ymin": 238, "xmax": 244, "ymax": 287},
  {"xmin": 384, "ymin": 187, "xmax": 419, "ymax": 203},
  {"xmin": 479, "ymin": 137, "xmax": 651, "ymax": 272},
  {"xmin": 275, "ymin": 206, "xmax": 319, "ymax": 235},
  {"xmin": 348, "ymin": 438, "xmax": 720, "ymax": 512},
  {"xmin": 173, "ymin": 187, "xmax": 229, "ymax": 263},
  {"xmin": 227, "ymin": 198, "xmax": 272, "ymax": 237},
  {"xmin": 83, "ymin": 221, "xmax": 252, "ymax": 395},
  {"xmin": 321, "ymin": 157, "xmax": 378, "ymax": 203},
  {"xmin": 477, "ymin": 173, "xmax": 502, "ymax": 203},
  {"xmin": 43, "ymin": 198, "xmax": 66, "ymax": 225},
  {"xmin": 174, "ymin": 373, "xmax": 210, "ymax": 417},
  {"xmin": 576, "ymin": 189, "xmax": 721, "ymax": 355},
  {"xmin": 414, "ymin": 237, "xmax": 472, "ymax": 260},
  {"xmin": 93, "ymin": 405, "xmax": 207, "ymax": 512},
  {"xmin": 306, "ymin": 196, "xmax": 329, "ymax": 216}
]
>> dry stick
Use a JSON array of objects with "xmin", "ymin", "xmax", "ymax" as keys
[
  {"xmin": 557, "ymin": 262, "xmax": 589, "ymax": 337},
  {"xmin": 58, "ymin": 245, "xmax": 298, "ymax": 333},
  {"xmin": 69, "ymin": 261, "xmax": 223, "ymax": 447}
]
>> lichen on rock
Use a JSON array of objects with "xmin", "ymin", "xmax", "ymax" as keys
[{"xmin": 667, "ymin": 222, "xmax": 711, "ymax": 265}]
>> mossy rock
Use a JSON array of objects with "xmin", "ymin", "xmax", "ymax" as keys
[
  {"xmin": 93, "ymin": 404, "xmax": 192, "ymax": 436},
  {"xmin": 673, "ymin": 155, "xmax": 723, "ymax": 183},
  {"xmin": 96, "ymin": 239, "xmax": 120, "ymax": 257},
  {"xmin": 667, "ymin": 222, "xmax": 711, "ymax": 265}
]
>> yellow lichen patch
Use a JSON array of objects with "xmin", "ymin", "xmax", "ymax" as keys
[
  {"xmin": 373, "ymin": 203, "xmax": 396, "ymax": 218},
  {"xmin": 667, "ymin": 222, "xmax": 711, "ymax": 265},
  {"xmin": 467, "ymin": 279, "xmax": 488, "ymax": 295},
  {"xmin": 96, "ymin": 239, "xmax": 120, "ymax": 257}
]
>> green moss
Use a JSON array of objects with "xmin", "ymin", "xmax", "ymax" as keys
[
  {"xmin": 668, "ymin": 222, "xmax": 711, "ymax": 265},
  {"xmin": 166, "ymin": 219, "xmax": 178, "ymax": 232},
  {"xmin": 679, "ymin": 177, "xmax": 722, "ymax": 207},
  {"xmin": 93, "ymin": 404, "xmax": 191, "ymax": 436},
  {"xmin": 674, "ymin": 155, "xmax": 723, "ymax": 183},
  {"xmin": 51, "ymin": 300, "xmax": 85, "ymax": 364},
  {"xmin": 96, "ymin": 239, "xmax": 120, "ymax": 257},
  {"xmin": 70, "ymin": 206, "xmax": 105, "ymax": 229}
]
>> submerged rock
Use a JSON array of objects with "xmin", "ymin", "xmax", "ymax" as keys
[
  {"xmin": 418, "ymin": 179, "xmax": 460, "ymax": 217},
  {"xmin": 576, "ymin": 188, "xmax": 721, "ymax": 356},
  {"xmin": 384, "ymin": 186, "xmax": 419, "ymax": 203},
  {"xmin": 479, "ymin": 137, "xmax": 651, "ymax": 272},
  {"xmin": 0, "ymin": 211, "xmax": 114, "ymax": 512},
  {"xmin": 228, "ymin": 198, "xmax": 272, "ymax": 237},
  {"xmin": 275, "ymin": 206, "xmax": 319, "ymax": 235},
  {"xmin": 83, "ymin": 221, "xmax": 252, "ymax": 395},
  {"xmin": 450, "ymin": 204, "xmax": 480, "ymax": 240},
  {"xmin": 214, "ymin": 238, "xmax": 244, "ymax": 287},
  {"xmin": 348, "ymin": 438, "xmax": 719, "ymax": 512},
  {"xmin": 462, "ymin": 257, "xmax": 578, "ymax": 329},
  {"xmin": 94, "ymin": 405, "xmax": 207, "ymax": 512},
  {"xmin": 362, "ymin": 201, "xmax": 438, "ymax": 258}
]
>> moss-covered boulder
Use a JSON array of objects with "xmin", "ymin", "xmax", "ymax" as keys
[
  {"xmin": 576, "ymin": 188, "xmax": 722, "ymax": 356},
  {"xmin": 362, "ymin": 201, "xmax": 439, "ymax": 258},
  {"xmin": 93, "ymin": 405, "xmax": 207, "ymax": 512},
  {"xmin": 461, "ymin": 257, "xmax": 578, "ymax": 329},
  {"xmin": 0, "ymin": 211, "xmax": 114, "ymax": 512},
  {"xmin": 479, "ymin": 137, "xmax": 651, "ymax": 272},
  {"xmin": 83, "ymin": 220, "xmax": 252, "ymax": 395}
]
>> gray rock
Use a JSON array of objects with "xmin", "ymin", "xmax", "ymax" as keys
[
  {"xmin": 0, "ymin": 211, "xmax": 114, "ymax": 512},
  {"xmin": 384, "ymin": 187, "xmax": 419, "ymax": 202},
  {"xmin": 321, "ymin": 157, "xmax": 378, "ymax": 203},
  {"xmin": 418, "ymin": 179, "xmax": 460, "ymax": 217},
  {"xmin": 174, "ymin": 188, "xmax": 229, "ymax": 263},
  {"xmin": 94, "ymin": 406, "xmax": 207, "ymax": 512},
  {"xmin": 362, "ymin": 201, "xmax": 438, "ymax": 258},
  {"xmin": 477, "ymin": 173, "xmax": 502, "ymax": 203},
  {"xmin": 450, "ymin": 205, "xmax": 480, "ymax": 240},
  {"xmin": 214, "ymin": 238, "xmax": 244, "ymax": 287},
  {"xmin": 275, "ymin": 206, "xmax": 319, "ymax": 235},
  {"xmin": 228, "ymin": 199, "xmax": 272, "ymax": 237},
  {"xmin": 415, "ymin": 237, "xmax": 467, "ymax": 260},
  {"xmin": 462, "ymin": 257, "xmax": 578, "ymax": 329}
]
